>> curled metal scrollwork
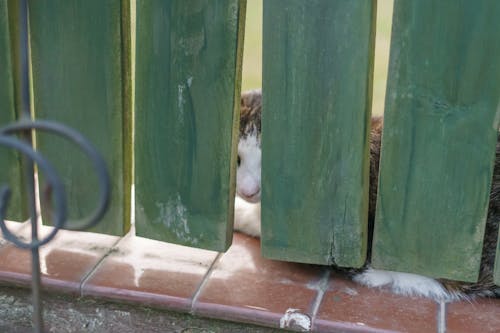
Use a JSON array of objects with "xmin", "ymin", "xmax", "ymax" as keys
[
  {"xmin": 2, "ymin": 1, "xmax": 111, "ymax": 331},
  {"xmin": 0, "ymin": 119, "xmax": 111, "ymax": 231},
  {"xmin": 0, "ymin": 119, "xmax": 111, "ymax": 333},
  {"xmin": 0, "ymin": 134, "xmax": 66, "ymax": 249},
  {"xmin": 0, "ymin": 119, "xmax": 111, "ymax": 247}
]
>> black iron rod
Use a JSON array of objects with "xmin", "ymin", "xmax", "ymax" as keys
[
  {"xmin": 16, "ymin": 0, "xmax": 43, "ymax": 331},
  {"xmin": 0, "ymin": 2, "xmax": 111, "ymax": 332}
]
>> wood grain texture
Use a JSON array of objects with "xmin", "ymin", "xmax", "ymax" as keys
[
  {"xmin": 28, "ymin": 0, "xmax": 131, "ymax": 235},
  {"xmin": 372, "ymin": 0, "xmax": 500, "ymax": 282},
  {"xmin": 134, "ymin": 0, "xmax": 246, "ymax": 251},
  {"xmin": 0, "ymin": 1, "xmax": 25, "ymax": 221},
  {"xmin": 261, "ymin": 0, "xmax": 376, "ymax": 266}
]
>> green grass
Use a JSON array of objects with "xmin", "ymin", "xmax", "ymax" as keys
[
  {"xmin": 241, "ymin": 0, "xmax": 394, "ymax": 116},
  {"xmin": 241, "ymin": 0, "xmax": 263, "ymax": 92}
]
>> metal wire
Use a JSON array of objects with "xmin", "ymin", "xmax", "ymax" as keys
[
  {"xmin": 0, "ymin": 121, "xmax": 111, "ymax": 333},
  {"xmin": 0, "ymin": 135, "xmax": 66, "ymax": 249},
  {"xmin": 0, "ymin": 120, "xmax": 111, "ymax": 231},
  {"xmin": 0, "ymin": 0, "xmax": 112, "ymax": 332}
]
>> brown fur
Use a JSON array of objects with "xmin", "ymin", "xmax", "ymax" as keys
[
  {"xmin": 367, "ymin": 116, "xmax": 499, "ymax": 298},
  {"xmin": 368, "ymin": 116, "xmax": 383, "ymax": 221},
  {"xmin": 241, "ymin": 89, "xmax": 499, "ymax": 298},
  {"xmin": 240, "ymin": 89, "xmax": 261, "ymax": 139},
  {"xmin": 439, "ymin": 140, "xmax": 500, "ymax": 297}
]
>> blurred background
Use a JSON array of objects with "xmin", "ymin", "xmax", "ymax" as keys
[{"xmin": 241, "ymin": 0, "xmax": 394, "ymax": 116}]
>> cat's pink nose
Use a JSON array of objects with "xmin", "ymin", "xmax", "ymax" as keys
[
  {"xmin": 238, "ymin": 184, "xmax": 260, "ymax": 203},
  {"xmin": 241, "ymin": 187, "xmax": 259, "ymax": 198}
]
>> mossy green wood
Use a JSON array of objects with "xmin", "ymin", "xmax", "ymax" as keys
[
  {"xmin": 0, "ymin": 1, "xmax": 25, "ymax": 221},
  {"xmin": 134, "ymin": 0, "xmax": 245, "ymax": 251},
  {"xmin": 372, "ymin": 0, "xmax": 500, "ymax": 282},
  {"xmin": 261, "ymin": 0, "xmax": 376, "ymax": 266},
  {"xmin": 28, "ymin": 0, "xmax": 132, "ymax": 235}
]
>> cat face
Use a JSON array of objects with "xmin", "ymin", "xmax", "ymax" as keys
[{"xmin": 236, "ymin": 130, "xmax": 261, "ymax": 203}]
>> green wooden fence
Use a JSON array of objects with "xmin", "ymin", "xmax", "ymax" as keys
[
  {"xmin": 134, "ymin": 0, "xmax": 245, "ymax": 251},
  {"xmin": 28, "ymin": 0, "xmax": 131, "ymax": 235},
  {"xmin": 0, "ymin": 0, "xmax": 499, "ymax": 286},
  {"xmin": 261, "ymin": 0, "xmax": 376, "ymax": 267},
  {"xmin": 371, "ymin": 0, "xmax": 500, "ymax": 282},
  {"xmin": 0, "ymin": 0, "xmax": 26, "ymax": 221}
]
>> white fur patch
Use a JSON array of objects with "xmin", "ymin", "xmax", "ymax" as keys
[
  {"xmin": 353, "ymin": 268, "xmax": 461, "ymax": 301},
  {"xmin": 233, "ymin": 196, "xmax": 261, "ymax": 237},
  {"xmin": 236, "ymin": 132, "xmax": 261, "ymax": 203}
]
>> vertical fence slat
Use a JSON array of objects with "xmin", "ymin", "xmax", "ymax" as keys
[
  {"xmin": 261, "ymin": 0, "xmax": 376, "ymax": 266},
  {"xmin": 28, "ymin": 0, "xmax": 131, "ymax": 235},
  {"xmin": 0, "ymin": 1, "xmax": 25, "ymax": 221},
  {"xmin": 372, "ymin": 0, "xmax": 500, "ymax": 281},
  {"xmin": 134, "ymin": 0, "xmax": 245, "ymax": 251}
]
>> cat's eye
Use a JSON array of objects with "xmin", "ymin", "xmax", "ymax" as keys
[{"xmin": 237, "ymin": 155, "xmax": 241, "ymax": 166}]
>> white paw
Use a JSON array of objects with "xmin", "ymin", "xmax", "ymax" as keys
[
  {"xmin": 233, "ymin": 196, "xmax": 261, "ymax": 238},
  {"xmin": 353, "ymin": 268, "xmax": 459, "ymax": 301}
]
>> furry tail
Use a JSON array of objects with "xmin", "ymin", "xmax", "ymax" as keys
[{"xmin": 353, "ymin": 268, "xmax": 463, "ymax": 301}]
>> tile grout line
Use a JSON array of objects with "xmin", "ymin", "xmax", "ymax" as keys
[
  {"xmin": 78, "ymin": 235, "xmax": 125, "ymax": 297},
  {"xmin": 437, "ymin": 301, "xmax": 447, "ymax": 333},
  {"xmin": 309, "ymin": 268, "xmax": 332, "ymax": 328},
  {"xmin": 189, "ymin": 251, "xmax": 224, "ymax": 314}
]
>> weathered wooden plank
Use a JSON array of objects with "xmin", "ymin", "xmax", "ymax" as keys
[
  {"xmin": 28, "ymin": 0, "xmax": 131, "ymax": 235},
  {"xmin": 134, "ymin": 0, "xmax": 245, "ymax": 251},
  {"xmin": 261, "ymin": 0, "xmax": 376, "ymax": 266},
  {"xmin": 0, "ymin": 1, "xmax": 25, "ymax": 221},
  {"xmin": 372, "ymin": 0, "xmax": 500, "ymax": 282}
]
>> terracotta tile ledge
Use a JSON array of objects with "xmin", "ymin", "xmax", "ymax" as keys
[{"xmin": 0, "ymin": 224, "xmax": 499, "ymax": 332}]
